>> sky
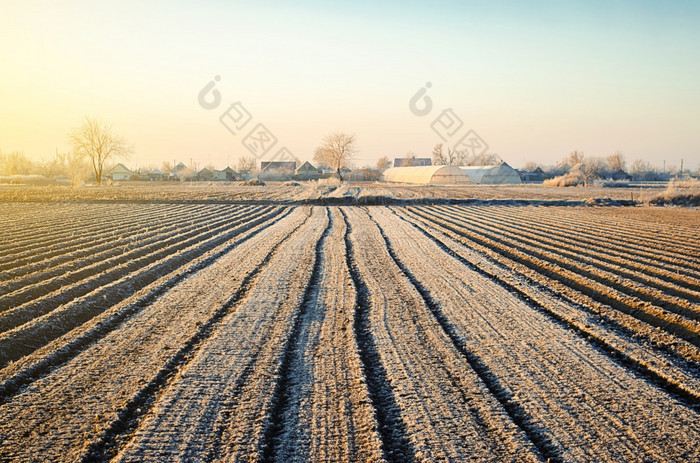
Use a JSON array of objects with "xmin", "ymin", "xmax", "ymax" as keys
[{"xmin": 1, "ymin": 0, "xmax": 699, "ymax": 171}]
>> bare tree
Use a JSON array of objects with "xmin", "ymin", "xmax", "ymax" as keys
[
  {"xmin": 0, "ymin": 150, "xmax": 37, "ymax": 176},
  {"xmin": 523, "ymin": 161, "xmax": 539, "ymax": 172},
  {"xmin": 236, "ymin": 155, "xmax": 258, "ymax": 174},
  {"xmin": 468, "ymin": 152, "xmax": 501, "ymax": 166},
  {"xmin": 68, "ymin": 117, "xmax": 132, "ymax": 185},
  {"xmin": 432, "ymin": 144, "xmax": 445, "ymax": 165},
  {"xmin": 161, "ymin": 161, "xmax": 174, "ymax": 173},
  {"xmin": 606, "ymin": 151, "xmax": 626, "ymax": 171},
  {"xmin": 376, "ymin": 156, "xmax": 391, "ymax": 172},
  {"xmin": 403, "ymin": 151, "xmax": 418, "ymax": 167},
  {"xmin": 313, "ymin": 132, "xmax": 357, "ymax": 180},
  {"xmin": 630, "ymin": 159, "xmax": 650, "ymax": 178},
  {"xmin": 568, "ymin": 150, "xmax": 584, "ymax": 167},
  {"xmin": 45, "ymin": 149, "xmax": 90, "ymax": 185},
  {"xmin": 65, "ymin": 150, "xmax": 91, "ymax": 186},
  {"xmin": 581, "ymin": 157, "xmax": 604, "ymax": 186},
  {"xmin": 432, "ymin": 143, "xmax": 465, "ymax": 166}
]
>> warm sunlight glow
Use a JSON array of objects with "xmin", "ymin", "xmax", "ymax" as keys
[{"xmin": 1, "ymin": 0, "xmax": 698, "ymax": 171}]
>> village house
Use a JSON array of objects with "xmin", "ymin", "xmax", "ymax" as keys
[
  {"xmin": 294, "ymin": 161, "xmax": 321, "ymax": 180},
  {"xmin": 110, "ymin": 163, "xmax": 133, "ymax": 181},
  {"xmin": 196, "ymin": 167, "xmax": 214, "ymax": 181},
  {"xmin": 261, "ymin": 161, "xmax": 297, "ymax": 173},
  {"xmin": 610, "ymin": 169, "xmax": 632, "ymax": 181},
  {"xmin": 212, "ymin": 166, "xmax": 238, "ymax": 181}
]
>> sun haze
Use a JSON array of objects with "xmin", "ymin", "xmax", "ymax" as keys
[{"xmin": 1, "ymin": 0, "xmax": 698, "ymax": 170}]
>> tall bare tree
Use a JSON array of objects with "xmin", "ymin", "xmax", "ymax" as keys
[
  {"xmin": 523, "ymin": 161, "xmax": 539, "ymax": 172},
  {"xmin": 47, "ymin": 149, "xmax": 91, "ymax": 186},
  {"xmin": 161, "ymin": 161, "xmax": 174, "ymax": 174},
  {"xmin": 403, "ymin": 151, "xmax": 418, "ymax": 167},
  {"xmin": 630, "ymin": 159, "xmax": 654, "ymax": 180},
  {"xmin": 313, "ymin": 132, "xmax": 357, "ymax": 180},
  {"xmin": 376, "ymin": 156, "xmax": 391, "ymax": 172},
  {"xmin": 64, "ymin": 150, "xmax": 91, "ymax": 186},
  {"xmin": 236, "ymin": 155, "xmax": 258, "ymax": 174},
  {"xmin": 606, "ymin": 151, "xmax": 626, "ymax": 171},
  {"xmin": 432, "ymin": 143, "xmax": 464, "ymax": 166},
  {"xmin": 568, "ymin": 150, "xmax": 584, "ymax": 167},
  {"xmin": 68, "ymin": 117, "xmax": 132, "ymax": 185},
  {"xmin": 0, "ymin": 150, "xmax": 36, "ymax": 176},
  {"xmin": 468, "ymin": 152, "xmax": 501, "ymax": 166},
  {"xmin": 581, "ymin": 157, "xmax": 604, "ymax": 186}
]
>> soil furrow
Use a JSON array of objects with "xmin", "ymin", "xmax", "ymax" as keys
[
  {"xmin": 391, "ymin": 206, "xmax": 700, "ymax": 403},
  {"xmin": 412, "ymin": 206, "xmax": 700, "ymax": 346},
  {"xmin": 254, "ymin": 207, "xmax": 385, "ymax": 462},
  {"xmin": 341, "ymin": 208, "xmax": 417, "ymax": 463},
  {"xmin": 344, "ymin": 207, "xmax": 539, "ymax": 462},
  {"xmin": 367, "ymin": 208, "xmax": 558, "ymax": 462},
  {"xmin": 399, "ymin": 206, "xmax": 700, "ymax": 367},
  {"xmin": 0, "ymin": 205, "xmax": 260, "ymax": 310},
  {"xmin": 1, "ymin": 204, "xmax": 233, "ymax": 283},
  {"xmin": 0, "ymin": 208, "xmax": 309, "ymax": 462},
  {"xmin": 459, "ymin": 206, "xmax": 700, "ymax": 295},
  {"xmin": 113, "ymin": 207, "xmax": 328, "ymax": 461},
  {"xmin": 0, "ymin": 205, "xmax": 270, "ymax": 333},
  {"xmin": 0, "ymin": 207, "xmax": 295, "ymax": 401},
  {"xmin": 505, "ymin": 206, "xmax": 700, "ymax": 260},
  {"xmin": 259, "ymin": 207, "xmax": 334, "ymax": 461},
  {"xmin": 370, "ymin": 206, "xmax": 700, "ymax": 462},
  {"xmin": 0, "ymin": 207, "xmax": 282, "ymax": 367},
  {"xmin": 436, "ymin": 206, "xmax": 700, "ymax": 319},
  {"xmin": 0, "ymin": 204, "xmax": 190, "ymax": 265}
]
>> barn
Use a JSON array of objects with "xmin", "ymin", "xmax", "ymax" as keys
[
  {"xmin": 460, "ymin": 163, "xmax": 522, "ymax": 184},
  {"xmin": 381, "ymin": 166, "xmax": 471, "ymax": 184}
]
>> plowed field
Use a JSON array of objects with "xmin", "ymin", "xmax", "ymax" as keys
[{"xmin": 0, "ymin": 198, "xmax": 698, "ymax": 462}]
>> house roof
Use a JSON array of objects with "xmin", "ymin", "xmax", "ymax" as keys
[
  {"xmin": 261, "ymin": 161, "xmax": 296, "ymax": 172},
  {"xmin": 112, "ymin": 163, "xmax": 131, "ymax": 173},
  {"xmin": 295, "ymin": 161, "xmax": 318, "ymax": 172}
]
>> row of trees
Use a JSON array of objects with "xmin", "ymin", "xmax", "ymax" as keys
[
  {"xmin": 371, "ymin": 143, "xmax": 503, "ymax": 173},
  {"xmin": 0, "ymin": 149, "xmax": 92, "ymax": 185},
  {"xmin": 529, "ymin": 149, "xmax": 688, "ymax": 177},
  {"xmin": 535, "ymin": 150, "xmax": 691, "ymax": 186},
  {"xmin": 431, "ymin": 144, "xmax": 501, "ymax": 167},
  {"xmin": 1, "ymin": 117, "xmax": 132, "ymax": 186},
  {"xmin": 4, "ymin": 121, "xmax": 691, "ymax": 185}
]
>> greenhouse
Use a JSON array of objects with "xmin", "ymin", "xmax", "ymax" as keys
[
  {"xmin": 381, "ymin": 166, "xmax": 471, "ymax": 184},
  {"xmin": 460, "ymin": 163, "xmax": 522, "ymax": 184}
]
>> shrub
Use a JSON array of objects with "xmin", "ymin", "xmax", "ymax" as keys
[
  {"xmin": 646, "ymin": 178, "xmax": 700, "ymax": 206},
  {"xmin": 543, "ymin": 170, "xmax": 584, "ymax": 187}
]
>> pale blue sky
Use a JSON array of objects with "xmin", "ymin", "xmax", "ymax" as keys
[{"xmin": 1, "ymin": 0, "xmax": 698, "ymax": 170}]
